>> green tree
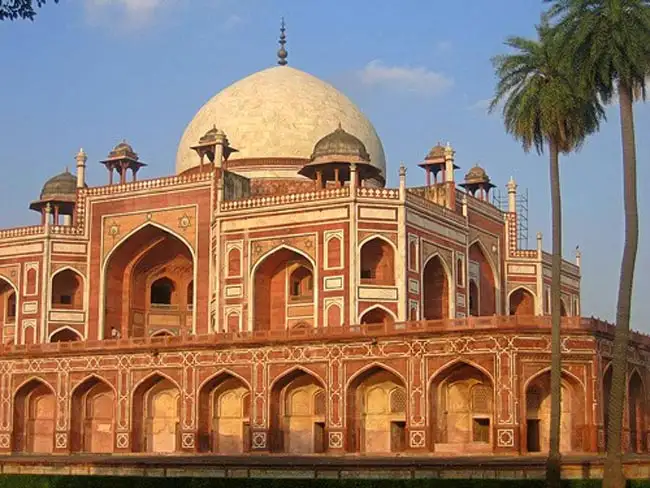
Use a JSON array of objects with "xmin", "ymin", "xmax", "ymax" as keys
[
  {"xmin": 545, "ymin": 2, "xmax": 650, "ymax": 487},
  {"xmin": 490, "ymin": 20, "xmax": 604, "ymax": 488},
  {"xmin": 0, "ymin": 0, "xmax": 57, "ymax": 20}
]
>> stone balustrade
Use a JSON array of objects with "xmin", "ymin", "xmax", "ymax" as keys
[
  {"xmin": 220, "ymin": 187, "xmax": 350, "ymax": 211},
  {"xmin": 356, "ymin": 187, "xmax": 399, "ymax": 199},
  {"xmin": 0, "ymin": 316, "xmax": 641, "ymax": 357}
]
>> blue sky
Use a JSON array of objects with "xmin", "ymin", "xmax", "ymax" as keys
[{"xmin": 1, "ymin": 0, "xmax": 648, "ymax": 331}]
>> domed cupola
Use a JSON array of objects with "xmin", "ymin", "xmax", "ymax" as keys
[
  {"xmin": 100, "ymin": 140, "xmax": 147, "ymax": 185},
  {"xmin": 30, "ymin": 169, "xmax": 78, "ymax": 225},
  {"xmin": 299, "ymin": 125, "xmax": 383, "ymax": 189},
  {"xmin": 309, "ymin": 124, "xmax": 371, "ymax": 164},
  {"xmin": 460, "ymin": 164, "xmax": 496, "ymax": 200},
  {"xmin": 190, "ymin": 125, "xmax": 238, "ymax": 172}
]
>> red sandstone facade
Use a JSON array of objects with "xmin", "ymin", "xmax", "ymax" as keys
[{"xmin": 0, "ymin": 63, "xmax": 648, "ymax": 459}]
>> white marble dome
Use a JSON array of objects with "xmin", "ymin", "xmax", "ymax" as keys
[{"xmin": 176, "ymin": 66, "xmax": 386, "ymax": 178}]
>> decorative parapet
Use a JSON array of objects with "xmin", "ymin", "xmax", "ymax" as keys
[
  {"xmin": 220, "ymin": 187, "xmax": 349, "ymax": 211},
  {"xmin": 357, "ymin": 187, "xmax": 399, "ymax": 199},
  {"xmin": 79, "ymin": 172, "xmax": 212, "ymax": 198},
  {"xmin": 405, "ymin": 191, "xmax": 466, "ymax": 226},
  {"xmin": 0, "ymin": 225, "xmax": 44, "ymax": 239},
  {"xmin": 2, "ymin": 316, "xmax": 646, "ymax": 357},
  {"xmin": 461, "ymin": 190, "xmax": 504, "ymax": 222},
  {"xmin": 541, "ymin": 251, "xmax": 580, "ymax": 276}
]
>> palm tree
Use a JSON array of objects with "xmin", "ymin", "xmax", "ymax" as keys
[
  {"xmin": 490, "ymin": 21, "xmax": 604, "ymax": 488},
  {"xmin": 544, "ymin": 2, "xmax": 650, "ymax": 487}
]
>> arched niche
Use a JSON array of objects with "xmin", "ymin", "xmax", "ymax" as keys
[
  {"xmin": 70, "ymin": 376, "xmax": 115, "ymax": 453},
  {"xmin": 429, "ymin": 361, "xmax": 494, "ymax": 452},
  {"xmin": 524, "ymin": 370, "xmax": 585, "ymax": 453},
  {"xmin": 509, "ymin": 287, "xmax": 535, "ymax": 316},
  {"xmin": 49, "ymin": 327, "xmax": 82, "ymax": 343},
  {"xmin": 51, "ymin": 269, "xmax": 84, "ymax": 310},
  {"xmin": 360, "ymin": 306, "xmax": 395, "ymax": 325},
  {"xmin": 0, "ymin": 278, "xmax": 18, "ymax": 345},
  {"xmin": 269, "ymin": 368, "xmax": 326, "ymax": 454},
  {"xmin": 346, "ymin": 365, "xmax": 407, "ymax": 454},
  {"xmin": 13, "ymin": 379, "xmax": 56, "ymax": 453},
  {"xmin": 252, "ymin": 247, "xmax": 315, "ymax": 332},
  {"xmin": 360, "ymin": 237, "xmax": 395, "ymax": 285},
  {"xmin": 197, "ymin": 372, "xmax": 250, "ymax": 453},
  {"xmin": 103, "ymin": 225, "xmax": 194, "ymax": 339},
  {"xmin": 131, "ymin": 374, "xmax": 180, "ymax": 453},
  {"xmin": 422, "ymin": 255, "xmax": 450, "ymax": 320},
  {"xmin": 468, "ymin": 242, "xmax": 497, "ymax": 316},
  {"xmin": 628, "ymin": 371, "xmax": 647, "ymax": 453}
]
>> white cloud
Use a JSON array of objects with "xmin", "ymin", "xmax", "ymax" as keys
[
  {"xmin": 221, "ymin": 13, "xmax": 244, "ymax": 30},
  {"xmin": 357, "ymin": 60, "xmax": 453, "ymax": 97},
  {"xmin": 85, "ymin": 0, "xmax": 168, "ymax": 26},
  {"xmin": 467, "ymin": 98, "xmax": 492, "ymax": 112}
]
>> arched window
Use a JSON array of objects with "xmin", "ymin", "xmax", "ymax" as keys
[
  {"xmin": 51, "ymin": 269, "xmax": 83, "ymax": 309},
  {"xmin": 6, "ymin": 292, "xmax": 16, "ymax": 322},
  {"xmin": 468, "ymin": 280, "xmax": 479, "ymax": 316},
  {"xmin": 50, "ymin": 328, "xmax": 81, "ymax": 343},
  {"xmin": 326, "ymin": 237, "xmax": 342, "ymax": 269},
  {"xmin": 289, "ymin": 266, "xmax": 313, "ymax": 300},
  {"xmin": 360, "ymin": 238, "xmax": 395, "ymax": 285},
  {"xmin": 187, "ymin": 281, "xmax": 194, "ymax": 309},
  {"xmin": 228, "ymin": 248, "xmax": 241, "ymax": 277},
  {"xmin": 150, "ymin": 277, "xmax": 174, "ymax": 306}
]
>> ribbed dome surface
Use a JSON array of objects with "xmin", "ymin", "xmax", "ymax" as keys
[
  {"xmin": 40, "ymin": 171, "xmax": 76, "ymax": 200},
  {"xmin": 311, "ymin": 126, "xmax": 370, "ymax": 162}
]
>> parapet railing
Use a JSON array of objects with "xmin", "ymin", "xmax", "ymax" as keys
[
  {"xmin": 220, "ymin": 187, "xmax": 350, "ymax": 211},
  {"xmin": 0, "ymin": 316, "xmax": 641, "ymax": 357}
]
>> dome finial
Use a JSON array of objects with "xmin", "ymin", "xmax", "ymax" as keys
[{"xmin": 277, "ymin": 17, "xmax": 288, "ymax": 66}]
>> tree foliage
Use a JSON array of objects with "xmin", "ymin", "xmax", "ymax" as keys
[
  {"xmin": 0, "ymin": 0, "xmax": 58, "ymax": 20},
  {"xmin": 490, "ymin": 19, "xmax": 603, "ymax": 488}
]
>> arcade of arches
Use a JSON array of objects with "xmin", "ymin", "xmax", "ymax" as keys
[
  {"xmin": 253, "ymin": 248, "xmax": 315, "ymax": 331},
  {"xmin": 104, "ymin": 225, "xmax": 194, "ymax": 339},
  {"xmin": 7, "ymin": 363, "xmax": 648, "ymax": 454}
]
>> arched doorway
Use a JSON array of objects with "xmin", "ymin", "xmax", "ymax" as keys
[
  {"xmin": 468, "ymin": 243, "xmax": 496, "ymax": 316},
  {"xmin": 253, "ymin": 248, "xmax": 315, "ymax": 331},
  {"xmin": 628, "ymin": 371, "xmax": 646, "ymax": 453},
  {"xmin": 103, "ymin": 225, "xmax": 194, "ymax": 339},
  {"xmin": 270, "ymin": 369, "xmax": 326, "ymax": 453},
  {"xmin": 525, "ymin": 370, "xmax": 585, "ymax": 453},
  {"xmin": 51, "ymin": 269, "xmax": 84, "ymax": 310},
  {"xmin": 430, "ymin": 362, "xmax": 494, "ymax": 452},
  {"xmin": 360, "ymin": 307, "xmax": 394, "ymax": 325},
  {"xmin": 422, "ymin": 256, "xmax": 449, "ymax": 320},
  {"xmin": 360, "ymin": 238, "xmax": 395, "ymax": 285},
  {"xmin": 70, "ymin": 377, "xmax": 115, "ymax": 453},
  {"xmin": 13, "ymin": 379, "xmax": 56, "ymax": 453},
  {"xmin": 197, "ymin": 373, "xmax": 250, "ymax": 453},
  {"xmin": 0, "ymin": 278, "xmax": 17, "ymax": 345},
  {"xmin": 509, "ymin": 288, "xmax": 535, "ymax": 316},
  {"xmin": 346, "ymin": 366, "xmax": 407, "ymax": 454},
  {"xmin": 132, "ymin": 374, "xmax": 180, "ymax": 453}
]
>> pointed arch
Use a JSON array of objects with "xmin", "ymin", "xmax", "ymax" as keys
[
  {"xmin": 100, "ymin": 222, "xmax": 196, "ymax": 339},
  {"xmin": 249, "ymin": 244, "xmax": 318, "ymax": 333},
  {"xmin": 468, "ymin": 239, "xmax": 500, "ymax": 315},
  {"xmin": 12, "ymin": 378, "xmax": 56, "ymax": 453},
  {"xmin": 345, "ymin": 363, "xmax": 407, "ymax": 453},
  {"xmin": 269, "ymin": 366, "xmax": 327, "ymax": 453},
  {"xmin": 358, "ymin": 304, "xmax": 397, "ymax": 325},
  {"xmin": 358, "ymin": 235, "xmax": 396, "ymax": 285},
  {"xmin": 48, "ymin": 326, "xmax": 83, "ymax": 343},
  {"xmin": 131, "ymin": 371, "xmax": 181, "ymax": 453},
  {"xmin": 428, "ymin": 359, "xmax": 494, "ymax": 450},
  {"xmin": 0, "ymin": 276, "xmax": 19, "ymax": 345},
  {"xmin": 197, "ymin": 370, "xmax": 251, "ymax": 453},
  {"xmin": 421, "ymin": 253, "xmax": 453, "ymax": 320},
  {"xmin": 523, "ymin": 367, "xmax": 586, "ymax": 453},
  {"xmin": 508, "ymin": 286, "xmax": 537, "ymax": 316},
  {"xmin": 70, "ymin": 375, "xmax": 115, "ymax": 453}
]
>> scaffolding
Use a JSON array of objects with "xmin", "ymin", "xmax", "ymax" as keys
[{"xmin": 492, "ymin": 187, "xmax": 529, "ymax": 250}]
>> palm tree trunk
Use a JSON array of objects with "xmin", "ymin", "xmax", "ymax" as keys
[
  {"xmin": 546, "ymin": 138, "xmax": 562, "ymax": 488},
  {"xmin": 603, "ymin": 80, "xmax": 640, "ymax": 488}
]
